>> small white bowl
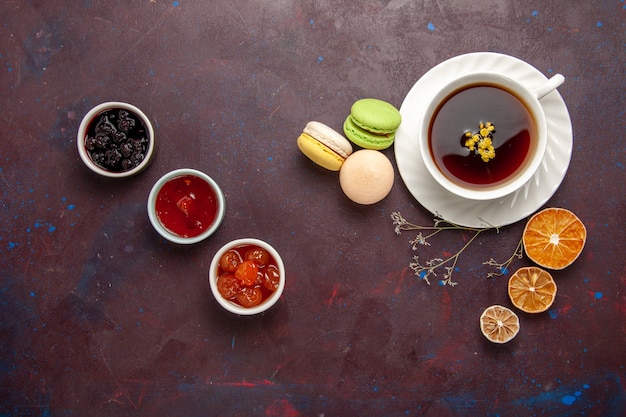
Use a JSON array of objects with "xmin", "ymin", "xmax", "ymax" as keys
[
  {"xmin": 147, "ymin": 168, "xmax": 226, "ymax": 244},
  {"xmin": 209, "ymin": 238, "xmax": 285, "ymax": 315},
  {"xmin": 77, "ymin": 102, "xmax": 156, "ymax": 178}
]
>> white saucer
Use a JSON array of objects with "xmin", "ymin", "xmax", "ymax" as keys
[{"xmin": 395, "ymin": 52, "xmax": 572, "ymax": 228}]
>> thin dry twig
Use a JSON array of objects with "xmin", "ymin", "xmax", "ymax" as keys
[{"xmin": 391, "ymin": 211, "xmax": 521, "ymax": 286}]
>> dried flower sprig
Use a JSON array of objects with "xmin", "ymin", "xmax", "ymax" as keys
[
  {"xmin": 391, "ymin": 211, "xmax": 521, "ymax": 286},
  {"xmin": 483, "ymin": 237, "xmax": 524, "ymax": 277}
]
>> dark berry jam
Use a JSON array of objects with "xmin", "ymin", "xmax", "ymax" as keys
[
  {"xmin": 84, "ymin": 108, "xmax": 149, "ymax": 172},
  {"xmin": 155, "ymin": 174, "xmax": 219, "ymax": 238}
]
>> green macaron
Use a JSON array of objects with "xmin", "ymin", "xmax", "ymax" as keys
[
  {"xmin": 343, "ymin": 98, "xmax": 402, "ymax": 150},
  {"xmin": 343, "ymin": 116, "xmax": 395, "ymax": 150}
]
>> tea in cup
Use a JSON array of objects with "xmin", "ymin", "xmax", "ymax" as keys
[{"xmin": 419, "ymin": 72, "xmax": 564, "ymax": 200}]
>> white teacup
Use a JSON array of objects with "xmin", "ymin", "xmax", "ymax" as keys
[{"xmin": 419, "ymin": 72, "xmax": 564, "ymax": 200}]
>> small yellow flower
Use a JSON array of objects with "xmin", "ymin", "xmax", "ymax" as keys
[
  {"xmin": 479, "ymin": 137, "xmax": 492, "ymax": 149},
  {"xmin": 463, "ymin": 121, "xmax": 496, "ymax": 162},
  {"xmin": 464, "ymin": 132, "xmax": 480, "ymax": 151}
]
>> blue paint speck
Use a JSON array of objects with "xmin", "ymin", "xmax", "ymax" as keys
[
  {"xmin": 594, "ymin": 291, "xmax": 603, "ymax": 299},
  {"xmin": 173, "ymin": 1, "xmax": 179, "ymax": 6},
  {"xmin": 561, "ymin": 395, "xmax": 576, "ymax": 405},
  {"xmin": 583, "ymin": 384, "xmax": 590, "ymax": 389},
  {"xmin": 532, "ymin": 10, "xmax": 539, "ymax": 17},
  {"xmin": 48, "ymin": 225, "xmax": 56, "ymax": 233},
  {"xmin": 373, "ymin": 386, "xmax": 379, "ymax": 392},
  {"xmin": 317, "ymin": 56, "xmax": 324, "ymax": 63},
  {"xmin": 427, "ymin": 22, "xmax": 435, "ymax": 31},
  {"xmin": 309, "ymin": 19, "xmax": 314, "ymax": 26},
  {"xmin": 596, "ymin": 22, "xmax": 603, "ymax": 27},
  {"xmin": 67, "ymin": 204, "xmax": 75, "ymax": 210},
  {"xmin": 8, "ymin": 242, "xmax": 17, "ymax": 249},
  {"xmin": 548, "ymin": 309, "xmax": 558, "ymax": 319},
  {"xmin": 30, "ymin": 291, "xmax": 36, "ymax": 297}
]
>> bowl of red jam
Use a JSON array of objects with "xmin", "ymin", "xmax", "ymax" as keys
[
  {"xmin": 77, "ymin": 102, "xmax": 156, "ymax": 178},
  {"xmin": 147, "ymin": 168, "xmax": 226, "ymax": 244},
  {"xmin": 209, "ymin": 238, "xmax": 285, "ymax": 315}
]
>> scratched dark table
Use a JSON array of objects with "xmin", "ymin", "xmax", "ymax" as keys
[{"xmin": 1, "ymin": 1, "xmax": 624, "ymax": 416}]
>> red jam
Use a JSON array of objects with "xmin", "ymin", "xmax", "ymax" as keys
[
  {"xmin": 155, "ymin": 174, "xmax": 218, "ymax": 238},
  {"xmin": 215, "ymin": 244, "xmax": 280, "ymax": 308}
]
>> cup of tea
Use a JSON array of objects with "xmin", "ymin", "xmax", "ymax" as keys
[{"xmin": 419, "ymin": 72, "xmax": 564, "ymax": 200}]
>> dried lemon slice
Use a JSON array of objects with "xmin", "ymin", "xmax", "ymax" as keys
[
  {"xmin": 508, "ymin": 266, "xmax": 557, "ymax": 313},
  {"xmin": 480, "ymin": 305, "xmax": 520, "ymax": 343},
  {"xmin": 523, "ymin": 207, "xmax": 586, "ymax": 270}
]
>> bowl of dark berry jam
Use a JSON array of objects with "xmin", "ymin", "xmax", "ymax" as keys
[
  {"xmin": 209, "ymin": 238, "xmax": 285, "ymax": 315},
  {"xmin": 77, "ymin": 102, "xmax": 156, "ymax": 178},
  {"xmin": 147, "ymin": 168, "xmax": 226, "ymax": 244}
]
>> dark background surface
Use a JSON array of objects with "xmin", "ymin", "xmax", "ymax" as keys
[{"xmin": 1, "ymin": 1, "xmax": 624, "ymax": 416}]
